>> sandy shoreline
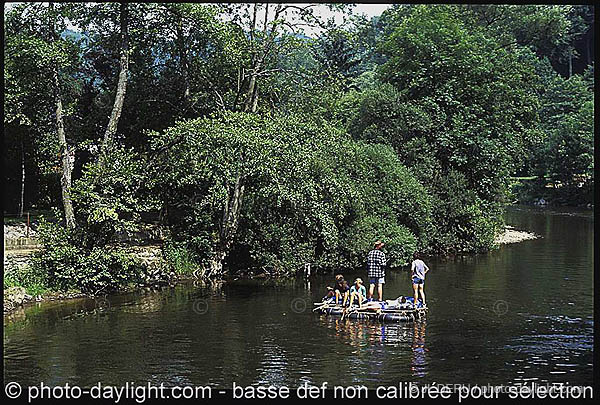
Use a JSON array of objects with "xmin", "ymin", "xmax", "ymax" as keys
[{"xmin": 495, "ymin": 225, "xmax": 539, "ymax": 245}]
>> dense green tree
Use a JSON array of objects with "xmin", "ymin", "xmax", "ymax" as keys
[
  {"xmin": 4, "ymin": 3, "xmax": 86, "ymax": 225},
  {"xmin": 149, "ymin": 112, "xmax": 431, "ymax": 276},
  {"xmin": 454, "ymin": 5, "xmax": 594, "ymax": 77},
  {"xmin": 537, "ymin": 68, "xmax": 594, "ymax": 202},
  {"xmin": 342, "ymin": 5, "xmax": 542, "ymax": 252}
]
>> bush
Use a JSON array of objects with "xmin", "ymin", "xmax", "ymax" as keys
[
  {"xmin": 31, "ymin": 219, "xmax": 147, "ymax": 295},
  {"xmin": 162, "ymin": 239, "xmax": 202, "ymax": 276},
  {"xmin": 429, "ymin": 170, "xmax": 502, "ymax": 254},
  {"xmin": 341, "ymin": 5, "xmax": 542, "ymax": 254},
  {"xmin": 4, "ymin": 261, "xmax": 48, "ymax": 296},
  {"xmin": 70, "ymin": 146, "xmax": 161, "ymax": 249},
  {"xmin": 341, "ymin": 215, "xmax": 417, "ymax": 268}
]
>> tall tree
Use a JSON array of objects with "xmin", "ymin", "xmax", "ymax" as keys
[
  {"xmin": 219, "ymin": 3, "xmax": 340, "ymax": 113},
  {"xmin": 49, "ymin": 2, "xmax": 76, "ymax": 229},
  {"xmin": 100, "ymin": 2, "xmax": 129, "ymax": 163}
]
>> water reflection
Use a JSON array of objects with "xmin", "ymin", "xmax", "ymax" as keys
[
  {"xmin": 120, "ymin": 291, "xmax": 165, "ymax": 314},
  {"xmin": 315, "ymin": 313, "xmax": 431, "ymax": 380},
  {"xmin": 411, "ymin": 322, "xmax": 428, "ymax": 377},
  {"xmin": 255, "ymin": 336, "xmax": 290, "ymax": 385}
]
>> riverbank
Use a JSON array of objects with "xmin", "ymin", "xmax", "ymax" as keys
[
  {"xmin": 3, "ymin": 273, "xmax": 204, "ymax": 315},
  {"xmin": 3, "ymin": 243, "xmax": 179, "ymax": 314},
  {"xmin": 4, "ymin": 229, "xmax": 539, "ymax": 315},
  {"xmin": 3, "ymin": 286, "xmax": 87, "ymax": 313},
  {"xmin": 2, "ymin": 212, "xmax": 544, "ymax": 315},
  {"xmin": 509, "ymin": 177, "xmax": 594, "ymax": 208}
]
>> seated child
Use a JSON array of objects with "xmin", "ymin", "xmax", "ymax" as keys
[{"xmin": 348, "ymin": 278, "xmax": 367, "ymax": 307}]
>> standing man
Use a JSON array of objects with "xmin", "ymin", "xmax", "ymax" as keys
[{"xmin": 367, "ymin": 240, "xmax": 386, "ymax": 301}]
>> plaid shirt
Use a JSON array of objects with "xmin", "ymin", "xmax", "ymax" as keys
[{"xmin": 366, "ymin": 249, "xmax": 386, "ymax": 278}]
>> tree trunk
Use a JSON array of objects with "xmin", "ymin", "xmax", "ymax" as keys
[
  {"xmin": 243, "ymin": 69, "xmax": 259, "ymax": 113},
  {"xmin": 242, "ymin": 3, "xmax": 263, "ymax": 113},
  {"xmin": 101, "ymin": 2, "xmax": 129, "ymax": 161},
  {"xmin": 232, "ymin": 67, "xmax": 243, "ymax": 111},
  {"xmin": 52, "ymin": 65, "xmax": 77, "ymax": 229},
  {"xmin": 207, "ymin": 250, "xmax": 227, "ymax": 279},
  {"xmin": 19, "ymin": 137, "xmax": 25, "ymax": 218},
  {"xmin": 207, "ymin": 174, "xmax": 245, "ymax": 278},
  {"xmin": 586, "ymin": 32, "xmax": 592, "ymax": 66},
  {"xmin": 250, "ymin": 82, "xmax": 259, "ymax": 113},
  {"xmin": 175, "ymin": 15, "xmax": 190, "ymax": 105},
  {"xmin": 49, "ymin": 2, "xmax": 76, "ymax": 229}
]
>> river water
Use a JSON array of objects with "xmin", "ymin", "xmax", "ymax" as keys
[{"xmin": 3, "ymin": 206, "xmax": 594, "ymax": 388}]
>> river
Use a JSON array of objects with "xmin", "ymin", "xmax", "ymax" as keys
[{"xmin": 3, "ymin": 205, "xmax": 594, "ymax": 388}]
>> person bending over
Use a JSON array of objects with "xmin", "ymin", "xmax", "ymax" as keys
[{"xmin": 333, "ymin": 274, "xmax": 350, "ymax": 306}]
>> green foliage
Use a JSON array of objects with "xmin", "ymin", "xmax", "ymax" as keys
[
  {"xmin": 429, "ymin": 170, "xmax": 502, "ymax": 253},
  {"xmin": 4, "ymin": 262, "xmax": 48, "ymax": 296},
  {"xmin": 151, "ymin": 112, "xmax": 431, "ymax": 273},
  {"xmin": 377, "ymin": 5, "xmax": 540, "ymax": 187},
  {"xmin": 342, "ymin": 5, "xmax": 544, "ymax": 253},
  {"xmin": 4, "ymin": 3, "xmax": 88, "ymax": 213},
  {"xmin": 70, "ymin": 146, "xmax": 161, "ymax": 248},
  {"xmin": 23, "ymin": 144, "xmax": 171, "ymax": 293},
  {"xmin": 546, "ymin": 98, "xmax": 594, "ymax": 187},
  {"xmin": 455, "ymin": 5, "xmax": 573, "ymax": 56},
  {"xmin": 516, "ymin": 57, "xmax": 595, "ymax": 204},
  {"xmin": 3, "ymin": 2, "xmax": 594, "ymax": 287},
  {"xmin": 539, "ymin": 72, "xmax": 594, "ymax": 188},
  {"xmin": 30, "ymin": 219, "xmax": 147, "ymax": 294},
  {"xmin": 23, "ymin": 145, "xmax": 169, "ymax": 294},
  {"xmin": 342, "ymin": 215, "xmax": 417, "ymax": 268},
  {"xmin": 162, "ymin": 239, "xmax": 201, "ymax": 276}
]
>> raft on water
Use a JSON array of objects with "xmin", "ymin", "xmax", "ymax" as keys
[{"xmin": 313, "ymin": 296, "xmax": 427, "ymax": 323}]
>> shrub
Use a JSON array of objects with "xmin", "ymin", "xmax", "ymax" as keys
[
  {"xmin": 4, "ymin": 261, "xmax": 48, "ymax": 296},
  {"xmin": 151, "ymin": 112, "xmax": 432, "ymax": 275},
  {"xmin": 162, "ymin": 239, "xmax": 202, "ymax": 276},
  {"xmin": 31, "ymin": 219, "xmax": 147, "ymax": 295},
  {"xmin": 341, "ymin": 215, "xmax": 418, "ymax": 268},
  {"xmin": 429, "ymin": 170, "xmax": 502, "ymax": 253}
]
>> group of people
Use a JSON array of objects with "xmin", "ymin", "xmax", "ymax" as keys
[{"xmin": 325, "ymin": 241, "xmax": 430, "ymax": 309}]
